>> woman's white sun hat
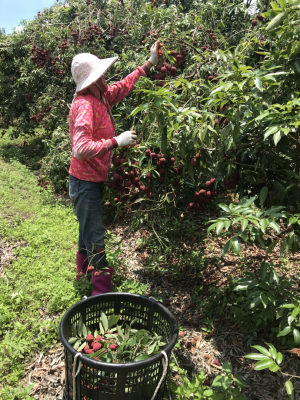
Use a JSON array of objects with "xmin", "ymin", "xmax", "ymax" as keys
[{"xmin": 71, "ymin": 53, "xmax": 118, "ymax": 93}]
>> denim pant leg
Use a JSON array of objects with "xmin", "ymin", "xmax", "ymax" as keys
[
  {"xmin": 78, "ymin": 224, "xmax": 87, "ymax": 255},
  {"xmin": 69, "ymin": 175, "xmax": 109, "ymax": 270}
]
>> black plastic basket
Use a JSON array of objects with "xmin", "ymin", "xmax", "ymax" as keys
[{"xmin": 59, "ymin": 293, "xmax": 178, "ymax": 400}]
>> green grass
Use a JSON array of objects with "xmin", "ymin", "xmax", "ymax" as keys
[
  {"xmin": 0, "ymin": 158, "xmax": 80, "ymax": 388},
  {"xmin": 0, "ymin": 147, "xmax": 148, "ymax": 398}
]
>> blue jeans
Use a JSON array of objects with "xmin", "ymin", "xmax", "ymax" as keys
[{"xmin": 69, "ymin": 174, "xmax": 109, "ymax": 271}]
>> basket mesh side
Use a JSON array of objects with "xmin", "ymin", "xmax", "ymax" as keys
[
  {"xmin": 152, "ymin": 311, "xmax": 171, "ymax": 339},
  {"xmin": 119, "ymin": 301, "xmax": 150, "ymax": 325},
  {"xmin": 124, "ymin": 361, "xmax": 161, "ymax": 393},
  {"xmin": 85, "ymin": 301, "xmax": 115, "ymax": 326}
]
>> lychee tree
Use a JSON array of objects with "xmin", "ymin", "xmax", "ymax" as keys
[{"xmin": 0, "ymin": 0, "xmax": 299, "ymax": 256}]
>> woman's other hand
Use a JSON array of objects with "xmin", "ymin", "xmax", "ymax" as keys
[
  {"xmin": 115, "ymin": 131, "xmax": 137, "ymax": 147},
  {"xmin": 148, "ymin": 41, "xmax": 159, "ymax": 66}
]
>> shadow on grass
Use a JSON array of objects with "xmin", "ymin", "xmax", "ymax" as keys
[{"xmin": 0, "ymin": 129, "xmax": 47, "ymax": 171}]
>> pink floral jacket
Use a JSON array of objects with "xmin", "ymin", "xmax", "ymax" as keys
[{"xmin": 69, "ymin": 66, "xmax": 148, "ymax": 182}]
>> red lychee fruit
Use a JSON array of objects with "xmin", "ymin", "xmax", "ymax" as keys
[
  {"xmin": 129, "ymin": 170, "xmax": 135, "ymax": 178},
  {"xmin": 159, "ymin": 168, "xmax": 165, "ymax": 175},
  {"xmin": 85, "ymin": 349, "xmax": 94, "ymax": 354},
  {"xmin": 205, "ymin": 181, "xmax": 211, "ymax": 189},
  {"xmin": 191, "ymin": 158, "xmax": 199, "ymax": 167},
  {"xmin": 251, "ymin": 20, "xmax": 257, "ymax": 27},
  {"xmin": 95, "ymin": 335, "xmax": 102, "ymax": 341},
  {"xmin": 110, "ymin": 344, "xmax": 116, "ymax": 350},
  {"xmin": 155, "ymin": 65, "xmax": 161, "ymax": 71},
  {"xmin": 185, "ymin": 341, "xmax": 192, "ymax": 348},
  {"xmin": 170, "ymin": 157, "xmax": 175, "ymax": 164},
  {"xmin": 86, "ymin": 335, "xmax": 94, "ymax": 343},
  {"xmin": 113, "ymin": 173, "xmax": 120, "ymax": 181},
  {"xmin": 161, "ymin": 66, "xmax": 167, "ymax": 74},
  {"xmin": 213, "ymin": 359, "xmax": 219, "ymax": 365},
  {"xmin": 146, "ymin": 173, "xmax": 151, "ymax": 180},
  {"xmin": 145, "ymin": 149, "xmax": 151, "ymax": 156},
  {"xmin": 125, "ymin": 180, "xmax": 132, "ymax": 187},
  {"xmin": 93, "ymin": 342, "xmax": 102, "ymax": 351},
  {"xmin": 204, "ymin": 378, "xmax": 210, "ymax": 386},
  {"xmin": 105, "ymin": 201, "xmax": 110, "ymax": 207},
  {"xmin": 257, "ymin": 14, "xmax": 263, "ymax": 21},
  {"xmin": 120, "ymin": 158, "xmax": 126, "ymax": 165},
  {"xmin": 170, "ymin": 67, "xmax": 177, "ymax": 77},
  {"xmin": 150, "ymin": 152, "xmax": 156, "ymax": 159},
  {"xmin": 114, "ymin": 197, "xmax": 120, "ymax": 202}
]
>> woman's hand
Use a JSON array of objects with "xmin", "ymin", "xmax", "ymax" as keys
[
  {"xmin": 148, "ymin": 41, "xmax": 159, "ymax": 66},
  {"xmin": 115, "ymin": 131, "xmax": 137, "ymax": 147}
]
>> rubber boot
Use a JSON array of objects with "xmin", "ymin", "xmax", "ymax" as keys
[
  {"xmin": 91, "ymin": 267, "xmax": 114, "ymax": 296},
  {"xmin": 76, "ymin": 252, "xmax": 89, "ymax": 281}
]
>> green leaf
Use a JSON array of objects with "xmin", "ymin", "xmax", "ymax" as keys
[
  {"xmin": 260, "ymin": 219, "xmax": 268, "ymax": 233},
  {"xmin": 291, "ymin": 307, "xmax": 300, "ymax": 319},
  {"xmin": 276, "ymin": 352, "xmax": 283, "ymax": 364},
  {"xmin": 222, "ymin": 239, "xmax": 232, "ymax": 257},
  {"xmin": 68, "ymin": 337, "xmax": 78, "ymax": 344},
  {"xmin": 82, "ymin": 323, "xmax": 87, "ymax": 338},
  {"xmin": 244, "ymin": 353, "xmax": 270, "ymax": 361},
  {"xmin": 232, "ymin": 236, "xmax": 241, "ymax": 254},
  {"xmin": 293, "ymin": 329, "xmax": 300, "ymax": 345},
  {"xmin": 264, "ymin": 126, "xmax": 279, "ymax": 140},
  {"xmin": 277, "ymin": 326, "xmax": 292, "ymax": 337},
  {"xmin": 77, "ymin": 316, "xmax": 83, "ymax": 337},
  {"xmin": 274, "ymin": 130, "xmax": 283, "ymax": 146},
  {"xmin": 73, "ymin": 340, "xmax": 81, "ymax": 350},
  {"xmin": 254, "ymin": 359, "xmax": 275, "ymax": 370},
  {"xmin": 285, "ymin": 381, "xmax": 294, "ymax": 400},
  {"xmin": 101, "ymin": 313, "xmax": 109, "ymax": 331},
  {"xmin": 216, "ymin": 222, "xmax": 224, "ymax": 235},
  {"xmin": 233, "ymin": 374, "xmax": 247, "ymax": 387},
  {"xmin": 218, "ymin": 203, "xmax": 231, "ymax": 212},
  {"xmin": 241, "ymin": 219, "xmax": 249, "ymax": 232},
  {"xmin": 252, "ymin": 345, "xmax": 271, "ymax": 357},
  {"xmin": 268, "ymin": 221, "xmax": 280, "ymax": 233},
  {"xmin": 260, "ymin": 261, "xmax": 268, "ymax": 280},
  {"xmin": 254, "ymin": 77, "xmax": 263, "ymax": 92},
  {"xmin": 260, "ymin": 187, "xmax": 268, "ymax": 206},
  {"xmin": 269, "ymin": 363, "xmax": 280, "ymax": 372},
  {"xmin": 134, "ymin": 354, "xmax": 151, "ymax": 362},
  {"xmin": 266, "ymin": 12, "xmax": 287, "ymax": 31},
  {"xmin": 78, "ymin": 341, "xmax": 87, "ymax": 352},
  {"xmin": 211, "ymin": 375, "xmax": 232, "ymax": 390},
  {"xmin": 249, "ymin": 295, "xmax": 262, "ymax": 309},
  {"xmin": 233, "ymin": 124, "xmax": 240, "ymax": 142},
  {"xmin": 266, "ymin": 239, "xmax": 279, "ymax": 255},
  {"xmin": 239, "ymin": 196, "xmax": 257, "ymax": 207},
  {"xmin": 222, "ymin": 360, "xmax": 232, "ymax": 373}
]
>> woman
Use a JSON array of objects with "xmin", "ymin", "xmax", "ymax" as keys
[{"xmin": 69, "ymin": 42, "xmax": 159, "ymax": 296}]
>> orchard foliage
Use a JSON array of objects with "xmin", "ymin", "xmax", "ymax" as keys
[{"xmin": 0, "ymin": 0, "xmax": 299, "ymax": 255}]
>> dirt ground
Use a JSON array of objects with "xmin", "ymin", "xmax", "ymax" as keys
[{"xmin": 17, "ymin": 215, "xmax": 300, "ymax": 400}]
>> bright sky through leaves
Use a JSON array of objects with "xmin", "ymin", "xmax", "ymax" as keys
[{"xmin": 0, "ymin": 0, "xmax": 57, "ymax": 34}]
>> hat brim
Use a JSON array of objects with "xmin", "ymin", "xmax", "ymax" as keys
[{"xmin": 75, "ymin": 56, "xmax": 118, "ymax": 93}]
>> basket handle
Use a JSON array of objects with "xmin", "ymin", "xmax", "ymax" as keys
[
  {"xmin": 73, "ymin": 353, "xmax": 82, "ymax": 400},
  {"xmin": 151, "ymin": 351, "xmax": 168, "ymax": 400}
]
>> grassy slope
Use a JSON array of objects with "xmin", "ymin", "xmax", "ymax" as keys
[{"xmin": 0, "ymin": 155, "xmax": 81, "ymax": 392}]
